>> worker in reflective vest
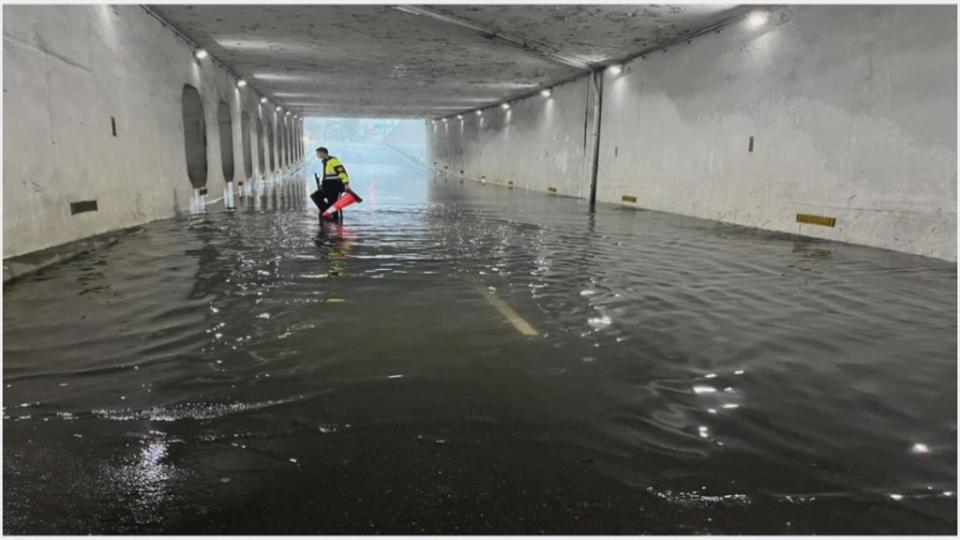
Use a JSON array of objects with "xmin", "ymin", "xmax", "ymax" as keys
[{"xmin": 313, "ymin": 146, "xmax": 350, "ymax": 222}]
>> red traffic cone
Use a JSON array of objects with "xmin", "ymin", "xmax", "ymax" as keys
[{"xmin": 322, "ymin": 191, "xmax": 360, "ymax": 218}]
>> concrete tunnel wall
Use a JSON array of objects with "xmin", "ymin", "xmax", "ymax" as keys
[
  {"xmin": 2, "ymin": 4, "xmax": 303, "ymax": 260},
  {"xmin": 429, "ymin": 5, "xmax": 958, "ymax": 261},
  {"xmin": 430, "ymin": 76, "xmax": 598, "ymax": 199}
]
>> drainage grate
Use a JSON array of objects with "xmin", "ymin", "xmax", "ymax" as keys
[
  {"xmin": 796, "ymin": 213, "xmax": 836, "ymax": 227},
  {"xmin": 622, "ymin": 195, "xmax": 638, "ymax": 203},
  {"xmin": 70, "ymin": 200, "xmax": 98, "ymax": 215},
  {"xmin": 547, "ymin": 187, "xmax": 558, "ymax": 194}
]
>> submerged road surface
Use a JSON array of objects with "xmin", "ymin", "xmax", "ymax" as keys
[{"xmin": 4, "ymin": 143, "xmax": 956, "ymax": 534}]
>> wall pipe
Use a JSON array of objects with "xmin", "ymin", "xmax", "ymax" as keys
[{"xmin": 588, "ymin": 70, "xmax": 603, "ymax": 209}]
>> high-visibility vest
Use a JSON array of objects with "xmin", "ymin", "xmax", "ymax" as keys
[{"xmin": 323, "ymin": 157, "xmax": 349, "ymax": 185}]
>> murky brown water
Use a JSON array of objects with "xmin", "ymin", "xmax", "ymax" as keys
[{"xmin": 3, "ymin": 144, "xmax": 956, "ymax": 533}]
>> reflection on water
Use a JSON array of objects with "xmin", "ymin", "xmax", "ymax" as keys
[{"xmin": 3, "ymin": 143, "xmax": 956, "ymax": 534}]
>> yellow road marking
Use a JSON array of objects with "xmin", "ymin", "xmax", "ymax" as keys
[
  {"xmin": 471, "ymin": 282, "xmax": 538, "ymax": 336},
  {"xmin": 796, "ymin": 213, "xmax": 837, "ymax": 227}
]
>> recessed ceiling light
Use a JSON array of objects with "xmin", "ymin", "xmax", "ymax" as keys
[
  {"xmin": 194, "ymin": 48, "xmax": 208, "ymax": 60},
  {"xmin": 748, "ymin": 11, "xmax": 769, "ymax": 28}
]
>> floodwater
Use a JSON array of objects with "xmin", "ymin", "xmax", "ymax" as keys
[{"xmin": 3, "ymin": 143, "xmax": 956, "ymax": 534}]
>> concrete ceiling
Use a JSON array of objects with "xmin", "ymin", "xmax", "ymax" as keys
[{"xmin": 150, "ymin": 4, "xmax": 747, "ymax": 119}]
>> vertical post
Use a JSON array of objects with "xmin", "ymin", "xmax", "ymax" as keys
[{"xmin": 588, "ymin": 70, "xmax": 603, "ymax": 209}]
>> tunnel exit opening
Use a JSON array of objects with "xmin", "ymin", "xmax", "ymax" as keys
[{"xmin": 303, "ymin": 117, "xmax": 427, "ymax": 169}]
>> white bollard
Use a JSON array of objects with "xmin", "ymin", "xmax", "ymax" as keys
[{"xmin": 190, "ymin": 188, "xmax": 206, "ymax": 214}]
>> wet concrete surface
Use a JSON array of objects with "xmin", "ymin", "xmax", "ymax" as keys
[{"xmin": 3, "ymin": 143, "xmax": 956, "ymax": 533}]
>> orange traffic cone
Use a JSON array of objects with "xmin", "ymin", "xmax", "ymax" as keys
[{"xmin": 322, "ymin": 190, "xmax": 362, "ymax": 218}]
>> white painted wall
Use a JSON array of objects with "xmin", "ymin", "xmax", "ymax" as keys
[
  {"xmin": 429, "ymin": 6, "xmax": 957, "ymax": 261},
  {"xmin": 598, "ymin": 5, "xmax": 956, "ymax": 261},
  {"xmin": 2, "ymin": 5, "xmax": 300, "ymax": 259},
  {"xmin": 430, "ymin": 76, "xmax": 598, "ymax": 198}
]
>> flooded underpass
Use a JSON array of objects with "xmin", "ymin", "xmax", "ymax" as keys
[{"xmin": 3, "ymin": 144, "xmax": 956, "ymax": 534}]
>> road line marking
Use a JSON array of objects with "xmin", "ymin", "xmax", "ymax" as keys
[{"xmin": 471, "ymin": 282, "xmax": 538, "ymax": 336}]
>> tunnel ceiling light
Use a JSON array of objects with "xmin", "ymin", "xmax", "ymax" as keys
[
  {"xmin": 276, "ymin": 106, "xmax": 282, "ymax": 112},
  {"xmin": 236, "ymin": 79, "xmax": 247, "ymax": 88},
  {"xmin": 260, "ymin": 97, "xmax": 268, "ymax": 104},
  {"xmin": 540, "ymin": 89, "xmax": 552, "ymax": 98},
  {"xmin": 194, "ymin": 48, "xmax": 208, "ymax": 60},
  {"xmin": 748, "ymin": 10, "xmax": 769, "ymax": 28},
  {"xmin": 608, "ymin": 65, "xmax": 622, "ymax": 76},
  {"xmin": 457, "ymin": 114, "xmax": 463, "ymax": 120},
  {"xmin": 501, "ymin": 103, "xmax": 510, "ymax": 110},
  {"xmin": 476, "ymin": 110, "xmax": 483, "ymax": 116}
]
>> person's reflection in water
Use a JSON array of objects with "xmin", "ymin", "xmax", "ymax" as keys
[{"xmin": 314, "ymin": 222, "xmax": 355, "ymax": 277}]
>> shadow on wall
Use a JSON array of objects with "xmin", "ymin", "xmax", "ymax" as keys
[
  {"xmin": 217, "ymin": 100, "xmax": 234, "ymax": 183},
  {"xmin": 257, "ymin": 118, "xmax": 266, "ymax": 176},
  {"xmin": 181, "ymin": 85, "xmax": 207, "ymax": 189},
  {"xmin": 241, "ymin": 112, "xmax": 252, "ymax": 181},
  {"xmin": 266, "ymin": 119, "xmax": 275, "ymax": 171}
]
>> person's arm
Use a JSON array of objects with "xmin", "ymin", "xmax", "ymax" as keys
[{"xmin": 331, "ymin": 158, "xmax": 349, "ymax": 185}]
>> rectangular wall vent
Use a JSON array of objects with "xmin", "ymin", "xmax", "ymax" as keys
[
  {"xmin": 622, "ymin": 195, "xmax": 638, "ymax": 203},
  {"xmin": 547, "ymin": 186, "xmax": 558, "ymax": 194},
  {"xmin": 70, "ymin": 200, "xmax": 98, "ymax": 215},
  {"xmin": 796, "ymin": 213, "xmax": 836, "ymax": 227}
]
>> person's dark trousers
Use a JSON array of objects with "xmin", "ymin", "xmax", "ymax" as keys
[
  {"xmin": 319, "ymin": 179, "xmax": 345, "ymax": 222},
  {"xmin": 310, "ymin": 189, "xmax": 324, "ymax": 211}
]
